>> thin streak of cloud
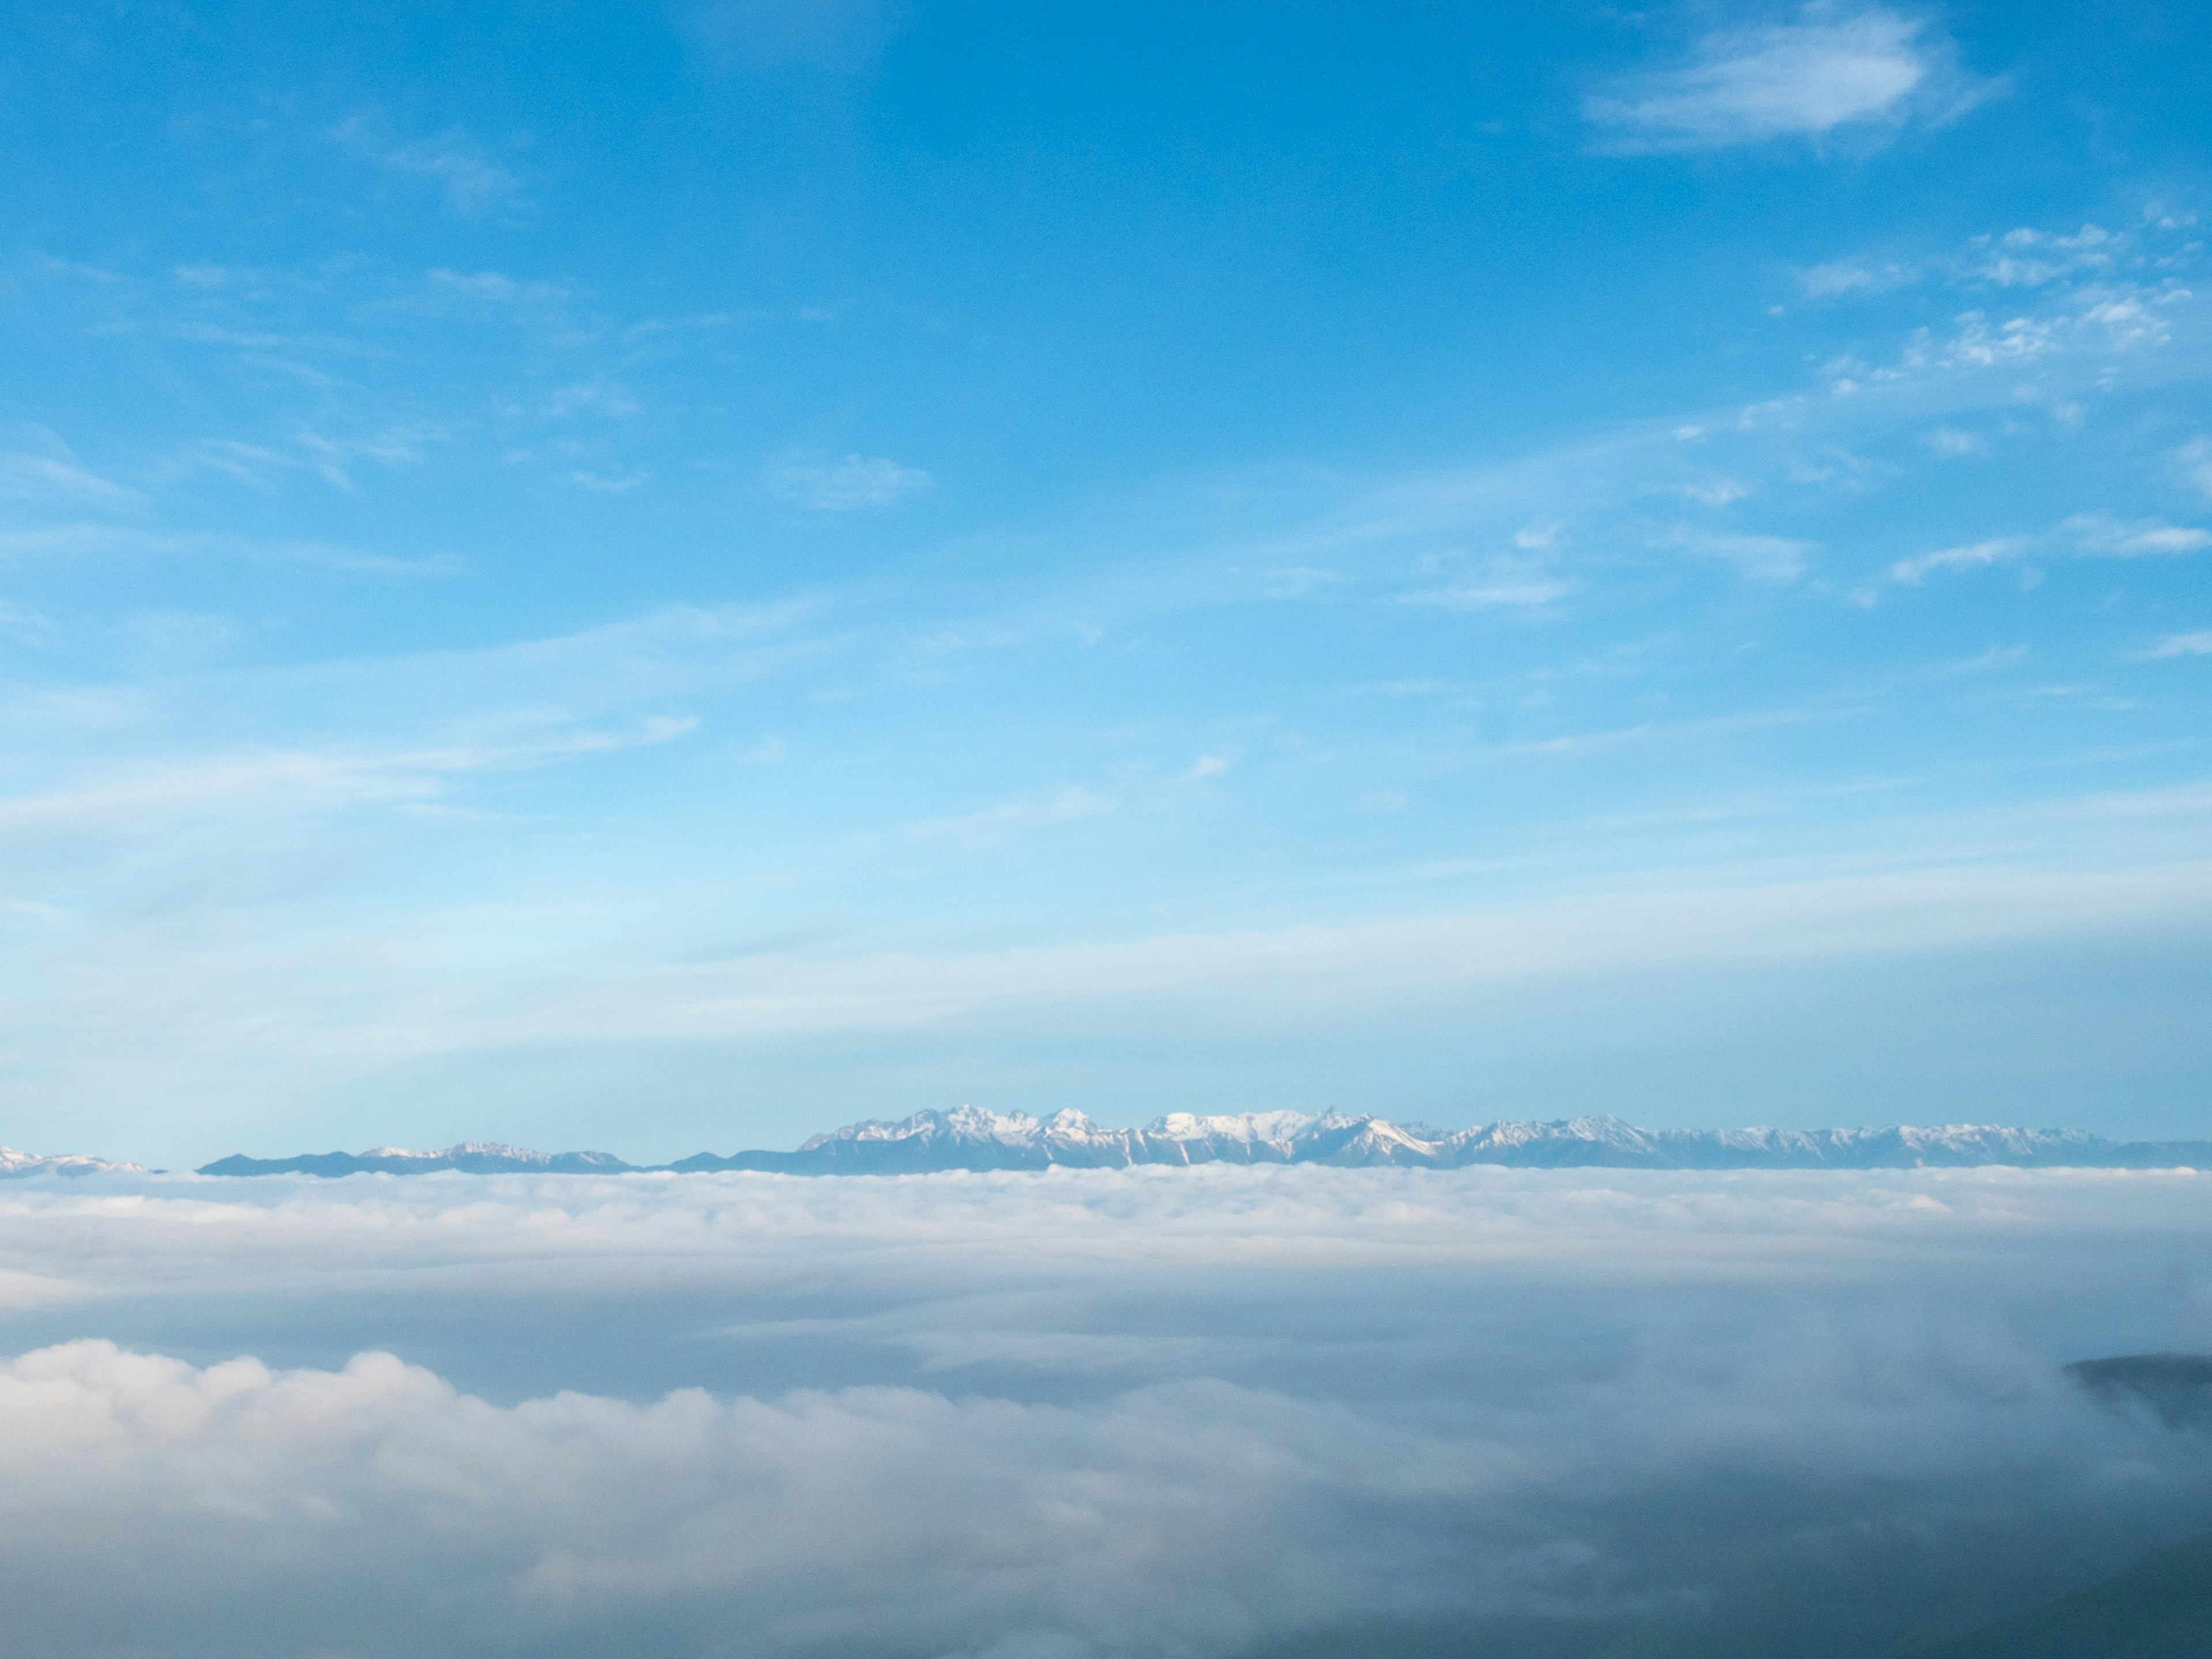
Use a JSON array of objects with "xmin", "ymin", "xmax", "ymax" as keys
[
  {"xmin": 1799, "ymin": 257, "xmax": 1921, "ymax": 298},
  {"xmin": 767, "ymin": 454, "xmax": 935, "ymax": 511},
  {"xmin": 2140, "ymin": 631, "xmax": 2212, "ymax": 661},
  {"xmin": 1404, "ymin": 552, "xmax": 1575, "ymax": 610},
  {"xmin": 426, "ymin": 269, "xmax": 569, "ymax": 306},
  {"xmin": 1891, "ymin": 516, "xmax": 2212, "ymax": 585},
  {"xmin": 1681, "ymin": 529, "xmax": 1816, "ymax": 582},
  {"xmin": 906, "ymin": 786, "xmax": 1118, "ymax": 849},
  {"xmin": 0, "ymin": 444, "xmax": 141, "ymax": 511},
  {"xmin": 2178, "ymin": 437, "xmax": 2212, "ymax": 500},
  {"xmin": 1892, "ymin": 536, "xmax": 2021, "ymax": 584},
  {"xmin": 0, "ymin": 719, "xmax": 699, "ymax": 844},
  {"xmin": 2065, "ymin": 513, "xmax": 2212, "ymax": 557},
  {"xmin": 333, "ymin": 118, "xmax": 525, "ymax": 216},
  {"xmin": 0, "ymin": 524, "xmax": 461, "ymax": 578}
]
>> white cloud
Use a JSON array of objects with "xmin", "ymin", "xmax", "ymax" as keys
[
  {"xmin": 0, "ymin": 719, "xmax": 699, "ymax": 850},
  {"xmin": 334, "ymin": 119, "xmax": 524, "ymax": 216},
  {"xmin": 1683, "ymin": 529, "xmax": 1816, "ymax": 582},
  {"xmin": 906, "ymin": 785, "xmax": 1118, "ymax": 848},
  {"xmin": 1891, "ymin": 536, "xmax": 2020, "ymax": 584},
  {"xmin": 1584, "ymin": 8, "xmax": 1992, "ymax": 152},
  {"xmin": 546, "ymin": 382, "xmax": 639, "ymax": 420},
  {"xmin": 427, "ymin": 268, "xmax": 569, "ymax": 306},
  {"xmin": 0, "ymin": 427, "xmax": 140, "ymax": 510},
  {"xmin": 2063, "ymin": 513, "xmax": 2212, "ymax": 557},
  {"xmin": 1960, "ymin": 224, "xmax": 2118, "ymax": 288},
  {"xmin": 766, "ymin": 453, "xmax": 935, "ymax": 511},
  {"xmin": 1407, "ymin": 553, "xmax": 1575, "ymax": 609},
  {"xmin": 1799, "ymin": 257, "xmax": 1920, "ymax": 298},
  {"xmin": 0, "ymin": 1338, "xmax": 1494, "ymax": 1657},
  {"xmin": 1892, "ymin": 516, "xmax": 2211, "ymax": 584},
  {"xmin": 2141, "ymin": 630, "xmax": 2212, "ymax": 660},
  {"xmin": 1682, "ymin": 476, "xmax": 1751, "ymax": 505},
  {"xmin": 682, "ymin": 0, "xmax": 908, "ymax": 72},
  {"xmin": 568, "ymin": 469, "xmax": 647, "ymax": 493},
  {"xmin": 0, "ymin": 523, "xmax": 462, "ymax": 577},
  {"xmin": 1923, "ymin": 426, "xmax": 1991, "ymax": 457},
  {"xmin": 294, "ymin": 421, "xmax": 452, "ymax": 490},
  {"xmin": 2179, "ymin": 437, "xmax": 2212, "ymax": 500},
  {"xmin": 0, "ymin": 603, "xmax": 55, "ymax": 647},
  {"xmin": 182, "ymin": 437, "xmax": 287, "ymax": 488},
  {"xmin": 1936, "ymin": 309, "xmax": 2063, "ymax": 369},
  {"xmin": 21, "ymin": 828, "xmax": 2212, "ymax": 1073}
]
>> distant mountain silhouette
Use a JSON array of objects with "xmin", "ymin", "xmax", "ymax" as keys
[{"xmin": 195, "ymin": 1141, "xmax": 631, "ymax": 1177}]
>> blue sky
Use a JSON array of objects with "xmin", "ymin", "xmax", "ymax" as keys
[{"xmin": 3, "ymin": 1, "xmax": 2210, "ymax": 1161}]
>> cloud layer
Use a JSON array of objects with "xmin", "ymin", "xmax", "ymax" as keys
[{"xmin": 1, "ymin": 1166, "xmax": 2210, "ymax": 1655}]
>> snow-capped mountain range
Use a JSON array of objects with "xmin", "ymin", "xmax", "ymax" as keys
[{"xmin": 188, "ymin": 1106, "xmax": 2212, "ymax": 1177}]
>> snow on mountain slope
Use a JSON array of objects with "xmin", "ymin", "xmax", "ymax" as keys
[{"xmin": 191, "ymin": 1109, "xmax": 2212, "ymax": 1177}]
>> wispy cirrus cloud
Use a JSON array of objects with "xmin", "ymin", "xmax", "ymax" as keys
[
  {"xmin": 2140, "ymin": 630, "xmax": 2212, "ymax": 661},
  {"xmin": 1680, "ymin": 528, "xmax": 1817, "ymax": 582},
  {"xmin": 332, "ymin": 118, "xmax": 525, "ymax": 216},
  {"xmin": 2177, "ymin": 437, "xmax": 2212, "ymax": 500},
  {"xmin": 0, "ymin": 718, "xmax": 698, "ymax": 849},
  {"xmin": 425, "ymin": 268, "xmax": 570, "ymax": 307},
  {"xmin": 1892, "ymin": 515, "xmax": 2212, "ymax": 585},
  {"xmin": 1890, "ymin": 535, "xmax": 2022, "ymax": 584},
  {"xmin": 2066, "ymin": 513, "xmax": 2212, "ymax": 558},
  {"xmin": 294, "ymin": 421, "xmax": 452, "ymax": 490},
  {"xmin": 680, "ymin": 0, "xmax": 910, "ymax": 72},
  {"xmin": 0, "ymin": 429, "xmax": 141, "ymax": 510},
  {"xmin": 767, "ymin": 453, "xmax": 935, "ymax": 511},
  {"xmin": 1798, "ymin": 256, "xmax": 1921, "ymax": 298},
  {"xmin": 1404, "ymin": 551, "xmax": 1575, "ymax": 611},
  {"xmin": 0, "ymin": 523, "xmax": 461, "ymax": 578},
  {"xmin": 906, "ymin": 785, "xmax": 1118, "ymax": 849},
  {"xmin": 546, "ymin": 382, "xmax": 639, "ymax": 421},
  {"xmin": 1585, "ymin": 7, "xmax": 1996, "ymax": 153}
]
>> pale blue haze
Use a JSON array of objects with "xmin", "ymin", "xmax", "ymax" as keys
[{"xmin": 2, "ymin": 2, "xmax": 2210, "ymax": 1164}]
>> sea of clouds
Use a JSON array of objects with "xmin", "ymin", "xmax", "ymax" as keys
[{"xmin": 1, "ymin": 1164, "xmax": 2209, "ymax": 1657}]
